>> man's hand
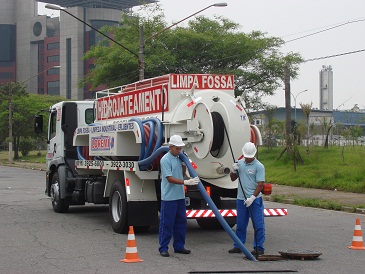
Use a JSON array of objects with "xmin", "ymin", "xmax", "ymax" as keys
[
  {"xmin": 244, "ymin": 195, "xmax": 256, "ymax": 207},
  {"xmin": 232, "ymin": 163, "xmax": 239, "ymax": 171},
  {"xmin": 184, "ymin": 177, "xmax": 200, "ymax": 186}
]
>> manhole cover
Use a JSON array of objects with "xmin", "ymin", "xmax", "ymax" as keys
[
  {"xmin": 279, "ymin": 249, "xmax": 322, "ymax": 260},
  {"xmin": 257, "ymin": 255, "xmax": 288, "ymax": 261}
]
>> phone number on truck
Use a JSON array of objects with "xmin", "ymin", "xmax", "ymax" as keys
[
  {"xmin": 110, "ymin": 161, "xmax": 135, "ymax": 169},
  {"xmin": 75, "ymin": 160, "xmax": 104, "ymax": 167}
]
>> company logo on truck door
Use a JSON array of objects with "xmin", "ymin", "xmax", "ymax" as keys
[
  {"xmin": 91, "ymin": 136, "xmax": 114, "ymax": 151},
  {"xmin": 96, "ymin": 85, "xmax": 168, "ymax": 120},
  {"xmin": 170, "ymin": 74, "xmax": 234, "ymax": 90}
]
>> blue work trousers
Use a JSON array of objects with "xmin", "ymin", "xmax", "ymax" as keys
[
  {"xmin": 158, "ymin": 199, "xmax": 187, "ymax": 253},
  {"xmin": 234, "ymin": 197, "xmax": 265, "ymax": 250}
]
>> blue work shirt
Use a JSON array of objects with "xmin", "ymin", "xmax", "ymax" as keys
[
  {"xmin": 236, "ymin": 158, "xmax": 265, "ymax": 200},
  {"xmin": 160, "ymin": 151, "xmax": 185, "ymax": 201}
]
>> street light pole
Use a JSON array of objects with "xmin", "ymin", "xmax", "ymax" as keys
[
  {"xmin": 291, "ymin": 89, "xmax": 307, "ymax": 122},
  {"xmin": 139, "ymin": 2, "xmax": 227, "ymax": 80},
  {"xmin": 8, "ymin": 65, "xmax": 61, "ymax": 163}
]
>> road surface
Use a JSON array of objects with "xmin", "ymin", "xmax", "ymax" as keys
[{"xmin": 1, "ymin": 166, "xmax": 364, "ymax": 274}]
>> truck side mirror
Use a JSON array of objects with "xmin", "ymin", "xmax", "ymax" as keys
[{"xmin": 35, "ymin": 115, "xmax": 43, "ymax": 134}]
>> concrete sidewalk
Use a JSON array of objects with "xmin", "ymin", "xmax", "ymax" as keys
[{"xmin": 264, "ymin": 184, "xmax": 365, "ymax": 214}]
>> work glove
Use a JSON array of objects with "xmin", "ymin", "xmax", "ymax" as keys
[
  {"xmin": 184, "ymin": 177, "xmax": 200, "ymax": 186},
  {"xmin": 244, "ymin": 195, "xmax": 256, "ymax": 207},
  {"xmin": 232, "ymin": 162, "xmax": 239, "ymax": 171}
]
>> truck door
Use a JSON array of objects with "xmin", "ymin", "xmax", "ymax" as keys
[{"xmin": 47, "ymin": 105, "xmax": 64, "ymax": 167}]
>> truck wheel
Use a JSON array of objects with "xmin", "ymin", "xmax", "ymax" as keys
[
  {"xmin": 51, "ymin": 172, "xmax": 69, "ymax": 213},
  {"xmin": 196, "ymin": 218, "xmax": 236, "ymax": 230},
  {"xmin": 109, "ymin": 180, "xmax": 128, "ymax": 234}
]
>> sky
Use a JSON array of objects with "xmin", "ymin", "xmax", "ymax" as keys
[{"xmin": 38, "ymin": 0, "xmax": 365, "ymax": 110}]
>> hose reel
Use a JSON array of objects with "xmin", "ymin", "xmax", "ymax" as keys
[{"xmin": 210, "ymin": 111, "xmax": 225, "ymax": 157}]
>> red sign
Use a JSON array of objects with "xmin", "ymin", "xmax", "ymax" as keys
[
  {"xmin": 91, "ymin": 136, "xmax": 111, "ymax": 151},
  {"xmin": 96, "ymin": 84, "xmax": 168, "ymax": 120},
  {"xmin": 170, "ymin": 74, "xmax": 234, "ymax": 90}
]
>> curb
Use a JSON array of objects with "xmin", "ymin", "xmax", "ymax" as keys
[{"xmin": 356, "ymin": 208, "xmax": 365, "ymax": 214}]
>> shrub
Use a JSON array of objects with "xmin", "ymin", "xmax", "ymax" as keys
[{"xmin": 19, "ymin": 138, "xmax": 34, "ymax": 157}]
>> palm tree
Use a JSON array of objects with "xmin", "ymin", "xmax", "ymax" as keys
[{"xmin": 300, "ymin": 102, "xmax": 312, "ymax": 156}]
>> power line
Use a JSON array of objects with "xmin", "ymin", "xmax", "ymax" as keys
[
  {"xmin": 281, "ymin": 17, "xmax": 365, "ymax": 38},
  {"xmin": 304, "ymin": 49, "xmax": 365, "ymax": 62},
  {"xmin": 281, "ymin": 17, "xmax": 365, "ymax": 62},
  {"xmin": 284, "ymin": 18, "xmax": 365, "ymax": 43}
]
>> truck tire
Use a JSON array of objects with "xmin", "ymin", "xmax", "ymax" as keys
[
  {"xmin": 51, "ymin": 172, "xmax": 69, "ymax": 213},
  {"xmin": 109, "ymin": 180, "xmax": 128, "ymax": 234},
  {"xmin": 196, "ymin": 217, "xmax": 236, "ymax": 230}
]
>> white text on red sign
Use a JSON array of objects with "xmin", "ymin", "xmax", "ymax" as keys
[
  {"xmin": 96, "ymin": 85, "xmax": 168, "ymax": 120},
  {"xmin": 170, "ymin": 74, "xmax": 234, "ymax": 90}
]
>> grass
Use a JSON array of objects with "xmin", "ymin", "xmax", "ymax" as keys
[
  {"xmin": 258, "ymin": 145, "xmax": 365, "ymax": 193},
  {"xmin": 1, "ymin": 146, "xmax": 365, "ymax": 211},
  {"xmin": 1, "ymin": 146, "xmax": 365, "ymax": 194},
  {"xmin": 272, "ymin": 195, "xmax": 344, "ymax": 211},
  {"xmin": 0, "ymin": 150, "xmax": 46, "ymax": 170},
  {"xmin": 18, "ymin": 151, "xmax": 46, "ymax": 163},
  {"xmin": 0, "ymin": 150, "xmax": 46, "ymax": 163}
]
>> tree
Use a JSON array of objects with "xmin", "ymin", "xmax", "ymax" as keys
[
  {"xmin": 0, "ymin": 82, "xmax": 28, "ymax": 157},
  {"xmin": 342, "ymin": 127, "xmax": 351, "ymax": 145},
  {"xmin": 334, "ymin": 122, "xmax": 343, "ymax": 146},
  {"xmin": 83, "ymin": 4, "xmax": 302, "ymax": 111},
  {"xmin": 318, "ymin": 117, "xmax": 334, "ymax": 149},
  {"xmin": 274, "ymin": 120, "xmax": 285, "ymax": 146},
  {"xmin": 296, "ymin": 120, "xmax": 307, "ymax": 145},
  {"xmin": 300, "ymin": 102, "xmax": 312, "ymax": 156},
  {"xmin": 0, "ymin": 83, "xmax": 64, "ymax": 159},
  {"xmin": 350, "ymin": 125, "xmax": 362, "ymax": 146},
  {"xmin": 263, "ymin": 105, "xmax": 277, "ymax": 149}
]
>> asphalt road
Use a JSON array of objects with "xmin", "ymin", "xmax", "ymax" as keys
[{"xmin": 1, "ymin": 166, "xmax": 364, "ymax": 274}]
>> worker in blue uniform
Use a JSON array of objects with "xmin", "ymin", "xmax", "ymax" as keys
[
  {"xmin": 228, "ymin": 142, "xmax": 266, "ymax": 256},
  {"xmin": 158, "ymin": 135, "xmax": 200, "ymax": 257}
]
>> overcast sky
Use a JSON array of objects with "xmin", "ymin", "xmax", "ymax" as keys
[{"xmin": 38, "ymin": 0, "xmax": 365, "ymax": 110}]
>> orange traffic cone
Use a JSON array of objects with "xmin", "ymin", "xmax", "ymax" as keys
[
  {"xmin": 348, "ymin": 218, "xmax": 365, "ymax": 250},
  {"xmin": 121, "ymin": 226, "xmax": 144, "ymax": 263}
]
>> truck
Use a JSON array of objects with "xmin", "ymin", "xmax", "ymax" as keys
[{"xmin": 35, "ymin": 73, "xmax": 282, "ymax": 234}]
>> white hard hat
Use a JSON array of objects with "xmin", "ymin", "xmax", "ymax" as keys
[
  {"xmin": 168, "ymin": 135, "xmax": 185, "ymax": 147},
  {"xmin": 242, "ymin": 142, "xmax": 257, "ymax": 158}
]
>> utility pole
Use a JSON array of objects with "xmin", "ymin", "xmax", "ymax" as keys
[
  {"xmin": 138, "ymin": 25, "xmax": 145, "ymax": 81},
  {"xmin": 8, "ymin": 82, "xmax": 13, "ymax": 164},
  {"xmin": 284, "ymin": 66, "xmax": 291, "ymax": 144}
]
